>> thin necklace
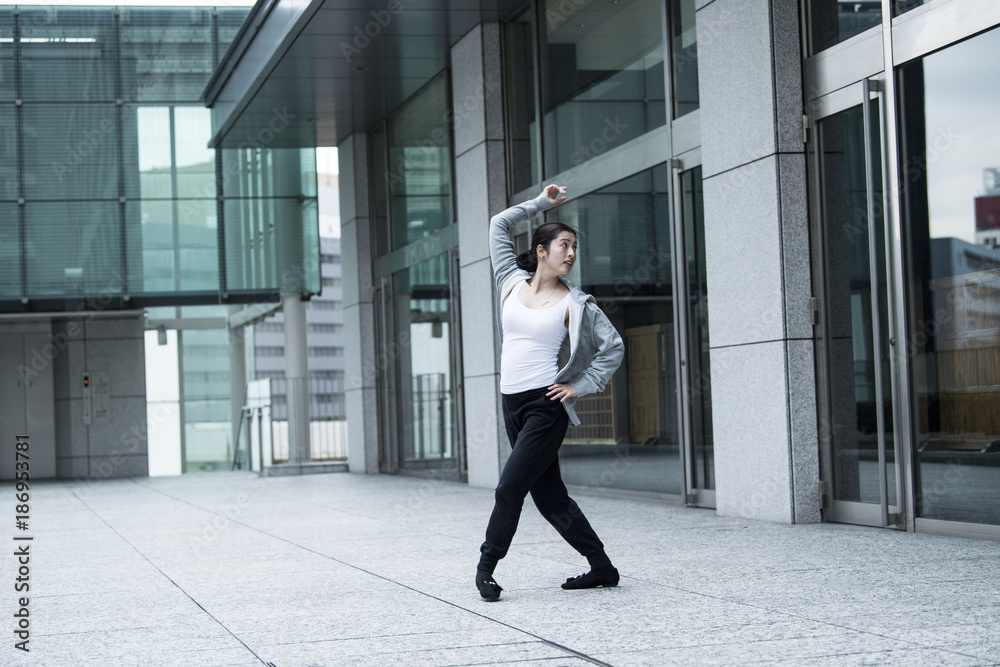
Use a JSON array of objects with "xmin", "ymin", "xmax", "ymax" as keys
[{"xmin": 531, "ymin": 279, "xmax": 559, "ymax": 307}]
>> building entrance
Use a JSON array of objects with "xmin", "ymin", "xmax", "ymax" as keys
[{"xmin": 810, "ymin": 83, "xmax": 906, "ymax": 528}]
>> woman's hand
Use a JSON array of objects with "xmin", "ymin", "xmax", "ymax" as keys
[
  {"xmin": 543, "ymin": 184, "xmax": 568, "ymax": 207},
  {"xmin": 546, "ymin": 383, "xmax": 577, "ymax": 403}
]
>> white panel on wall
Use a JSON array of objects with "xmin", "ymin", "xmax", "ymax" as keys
[{"xmin": 145, "ymin": 329, "xmax": 182, "ymax": 476}]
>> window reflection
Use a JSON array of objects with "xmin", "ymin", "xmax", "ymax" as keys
[
  {"xmin": 900, "ymin": 26, "xmax": 1000, "ymax": 525},
  {"xmin": 504, "ymin": 8, "xmax": 538, "ymax": 194},
  {"xmin": 809, "ymin": 0, "xmax": 881, "ymax": 54},
  {"xmin": 392, "ymin": 253, "xmax": 459, "ymax": 472},
  {"xmin": 387, "ymin": 74, "xmax": 453, "ymax": 250},
  {"xmin": 547, "ymin": 166, "xmax": 680, "ymax": 494},
  {"xmin": 670, "ymin": 0, "xmax": 699, "ymax": 117},
  {"xmin": 540, "ymin": 0, "xmax": 666, "ymax": 176}
]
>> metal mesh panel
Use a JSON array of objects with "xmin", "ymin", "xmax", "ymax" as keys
[
  {"xmin": 24, "ymin": 200, "xmax": 123, "ymax": 297},
  {"xmin": 22, "ymin": 103, "xmax": 120, "ymax": 201},
  {"xmin": 0, "ymin": 203, "xmax": 19, "ymax": 298},
  {"xmin": 0, "ymin": 105, "xmax": 16, "ymax": 201},
  {"xmin": 119, "ymin": 8, "xmax": 213, "ymax": 103},
  {"xmin": 0, "ymin": 9, "xmax": 14, "ymax": 101},
  {"xmin": 18, "ymin": 7, "xmax": 117, "ymax": 103}
]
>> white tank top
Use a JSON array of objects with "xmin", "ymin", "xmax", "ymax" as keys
[{"xmin": 500, "ymin": 280, "xmax": 570, "ymax": 394}]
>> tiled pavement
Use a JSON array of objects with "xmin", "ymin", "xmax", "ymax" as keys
[{"xmin": 2, "ymin": 472, "xmax": 998, "ymax": 666}]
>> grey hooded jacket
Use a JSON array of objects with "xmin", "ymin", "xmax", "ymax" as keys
[{"xmin": 489, "ymin": 192, "xmax": 625, "ymax": 426}]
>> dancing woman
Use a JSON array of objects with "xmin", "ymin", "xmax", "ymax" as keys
[{"xmin": 476, "ymin": 184, "xmax": 625, "ymax": 601}]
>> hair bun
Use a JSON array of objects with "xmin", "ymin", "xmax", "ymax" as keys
[{"xmin": 515, "ymin": 248, "xmax": 537, "ymax": 272}]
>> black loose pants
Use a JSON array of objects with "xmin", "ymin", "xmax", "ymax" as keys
[{"xmin": 478, "ymin": 386, "xmax": 610, "ymax": 574}]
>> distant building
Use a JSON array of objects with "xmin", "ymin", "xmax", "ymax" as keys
[
  {"xmin": 975, "ymin": 168, "xmax": 1000, "ymax": 249},
  {"xmin": 252, "ymin": 237, "xmax": 345, "ymax": 421}
]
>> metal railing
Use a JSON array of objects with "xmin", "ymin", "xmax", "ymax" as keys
[{"xmin": 237, "ymin": 378, "xmax": 348, "ymax": 472}]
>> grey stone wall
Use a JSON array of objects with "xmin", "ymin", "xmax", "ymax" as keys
[
  {"xmin": 52, "ymin": 315, "xmax": 148, "ymax": 479},
  {"xmin": 339, "ymin": 132, "xmax": 380, "ymax": 474},
  {"xmin": 696, "ymin": 0, "xmax": 820, "ymax": 522},
  {"xmin": 452, "ymin": 23, "xmax": 510, "ymax": 489}
]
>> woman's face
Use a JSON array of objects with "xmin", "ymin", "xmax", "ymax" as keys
[{"xmin": 537, "ymin": 232, "xmax": 577, "ymax": 275}]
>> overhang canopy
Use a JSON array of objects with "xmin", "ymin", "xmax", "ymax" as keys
[{"xmin": 203, "ymin": 0, "xmax": 516, "ymax": 149}]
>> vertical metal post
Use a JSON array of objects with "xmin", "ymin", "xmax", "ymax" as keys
[
  {"xmin": 670, "ymin": 159, "xmax": 694, "ymax": 503},
  {"xmin": 861, "ymin": 78, "xmax": 889, "ymax": 527},
  {"xmin": 169, "ymin": 106, "xmax": 180, "ymax": 292}
]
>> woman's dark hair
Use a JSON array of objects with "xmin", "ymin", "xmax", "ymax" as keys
[{"xmin": 515, "ymin": 221, "xmax": 578, "ymax": 272}]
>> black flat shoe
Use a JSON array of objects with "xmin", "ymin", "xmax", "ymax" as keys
[
  {"xmin": 561, "ymin": 565, "xmax": 620, "ymax": 590},
  {"xmin": 476, "ymin": 570, "xmax": 503, "ymax": 601}
]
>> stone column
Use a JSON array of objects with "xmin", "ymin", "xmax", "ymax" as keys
[
  {"xmin": 339, "ymin": 132, "xmax": 380, "ymax": 474},
  {"xmin": 696, "ymin": 0, "xmax": 820, "ymax": 522},
  {"xmin": 228, "ymin": 305, "xmax": 247, "ymax": 467},
  {"xmin": 451, "ymin": 23, "xmax": 510, "ymax": 489},
  {"xmin": 283, "ymin": 293, "xmax": 310, "ymax": 464}
]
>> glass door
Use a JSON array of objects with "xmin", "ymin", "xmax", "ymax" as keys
[
  {"xmin": 671, "ymin": 159, "xmax": 715, "ymax": 507},
  {"xmin": 810, "ymin": 81, "xmax": 905, "ymax": 527}
]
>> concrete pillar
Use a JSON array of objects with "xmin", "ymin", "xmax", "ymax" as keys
[
  {"xmin": 283, "ymin": 294, "xmax": 310, "ymax": 463},
  {"xmin": 228, "ymin": 305, "xmax": 247, "ymax": 468},
  {"xmin": 696, "ymin": 0, "xmax": 819, "ymax": 522},
  {"xmin": 451, "ymin": 23, "xmax": 510, "ymax": 489},
  {"xmin": 339, "ymin": 132, "xmax": 380, "ymax": 474}
]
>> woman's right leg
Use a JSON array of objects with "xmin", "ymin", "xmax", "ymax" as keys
[{"xmin": 478, "ymin": 388, "xmax": 569, "ymax": 574}]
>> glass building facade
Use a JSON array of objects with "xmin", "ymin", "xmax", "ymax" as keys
[
  {"xmin": 0, "ymin": 4, "xmax": 324, "ymax": 481},
  {"xmin": 0, "ymin": 5, "xmax": 318, "ymax": 311}
]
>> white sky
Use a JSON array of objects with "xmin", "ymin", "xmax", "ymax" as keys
[{"xmin": 921, "ymin": 26, "xmax": 1000, "ymax": 243}]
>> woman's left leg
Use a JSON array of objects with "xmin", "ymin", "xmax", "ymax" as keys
[{"xmin": 529, "ymin": 456, "xmax": 612, "ymax": 570}]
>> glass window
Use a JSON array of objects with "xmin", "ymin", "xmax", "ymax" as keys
[
  {"xmin": 386, "ymin": 252, "xmax": 460, "ymax": 474},
  {"xmin": 809, "ymin": 0, "xmax": 882, "ymax": 54},
  {"xmin": 127, "ymin": 105, "xmax": 219, "ymax": 294},
  {"xmin": 223, "ymin": 159, "xmax": 319, "ymax": 296},
  {"xmin": 387, "ymin": 73, "xmax": 453, "ymax": 250},
  {"xmin": 0, "ymin": 203, "xmax": 18, "ymax": 298},
  {"xmin": 899, "ymin": 26, "xmax": 1000, "ymax": 525},
  {"xmin": 680, "ymin": 166, "xmax": 713, "ymax": 491},
  {"xmin": 816, "ymin": 104, "xmax": 898, "ymax": 507},
  {"xmin": 894, "ymin": 0, "xmax": 924, "ymax": 16},
  {"xmin": 22, "ymin": 103, "xmax": 120, "ymax": 201},
  {"xmin": 547, "ymin": 165, "xmax": 679, "ymax": 494},
  {"xmin": 119, "ymin": 8, "xmax": 214, "ymax": 103},
  {"xmin": 0, "ymin": 105, "xmax": 16, "ymax": 201},
  {"xmin": 25, "ymin": 201, "xmax": 122, "ymax": 296},
  {"xmin": 503, "ymin": 7, "xmax": 539, "ymax": 194},
  {"xmin": 540, "ymin": 0, "xmax": 665, "ymax": 176},
  {"xmin": 174, "ymin": 107, "xmax": 215, "ymax": 199},
  {"xmin": 216, "ymin": 8, "xmax": 249, "ymax": 65},
  {"xmin": 0, "ymin": 9, "xmax": 14, "ymax": 101},
  {"xmin": 135, "ymin": 106, "xmax": 173, "ymax": 199},
  {"xmin": 181, "ymin": 326, "xmax": 232, "ymax": 472},
  {"xmin": 18, "ymin": 7, "xmax": 117, "ymax": 103},
  {"xmin": 670, "ymin": 0, "xmax": 699, "ymax": 117}
]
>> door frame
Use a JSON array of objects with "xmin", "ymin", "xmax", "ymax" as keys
[
  {"xmin": 669, "ymin": 147, "xmax": 716, "ymax": 509},
  {"xmin": 807, "ymin": 79, "xmax": 911, "ymax": 529}
]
